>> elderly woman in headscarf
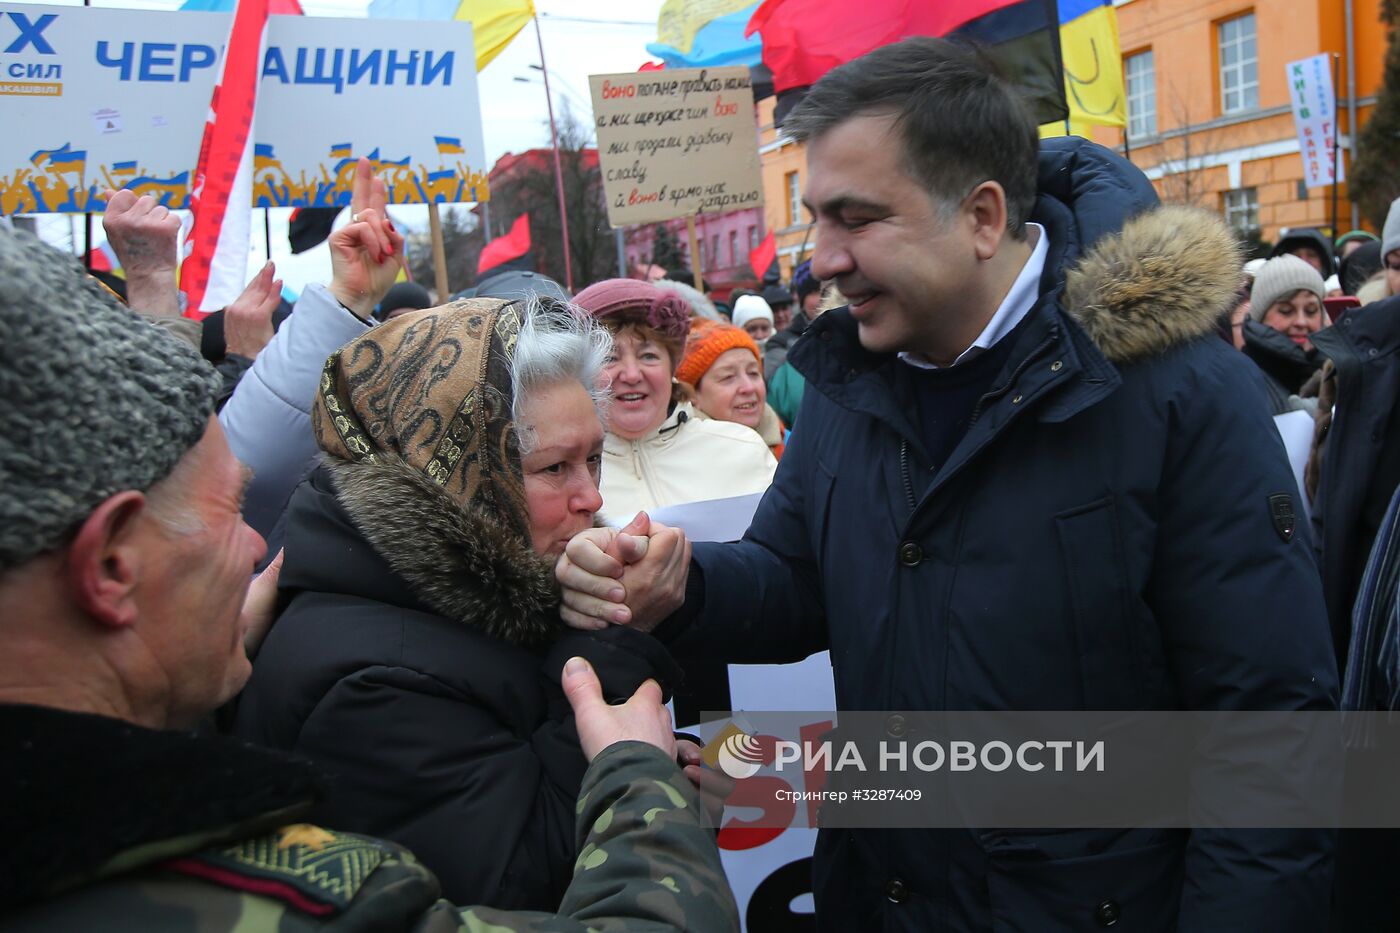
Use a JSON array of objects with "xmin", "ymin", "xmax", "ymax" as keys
[
  {"xmin": 232, "ymin": 296, "xmax": 682, "ymax": 909},
  {"xmin": 571, "ymin": 278, "xmax": 776, "ymax": 524}
]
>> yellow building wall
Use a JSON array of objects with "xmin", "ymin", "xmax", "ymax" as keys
[
  {"xmin": 758, "ymin": 96, "xmax": 813, "ymax": 281},
  {"xmin": 1092, "ymin": 0, "xmax": 1383, "ymax": 240}
]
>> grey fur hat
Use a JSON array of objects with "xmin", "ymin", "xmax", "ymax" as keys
[{"xmin": 0, "ymin": 226, "xmax": 219, "ymax": 571}]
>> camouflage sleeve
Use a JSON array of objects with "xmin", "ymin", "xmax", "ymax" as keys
[{"xmin": 422, "ymin": 741, "xmax": 738, "ymax": 933}]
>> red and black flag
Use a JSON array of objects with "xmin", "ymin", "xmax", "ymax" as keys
[{"xmin": 747, "ymin": 0, "xmax": 1067, "ymax": 126}]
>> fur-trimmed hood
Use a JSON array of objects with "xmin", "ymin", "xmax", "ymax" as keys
[
  {"xmin": 1062, "ymin": 203, "xmax": 1242, "ymax": 364},
  {"xmin": 315, "ymin": 454, "xmax": 562, "ymax": 648}
]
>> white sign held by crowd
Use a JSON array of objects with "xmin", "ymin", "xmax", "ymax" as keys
[
  {"xmin": 0, "ymin": 3, "xmax": 489, "ymax": 214},
  {"xmin": 1286, "ymin": 53, "xmax": 1344, "ymax": 190},
  {"xmin": 590, "ymin": 64, "xmax": 763, "ymax": 227}
]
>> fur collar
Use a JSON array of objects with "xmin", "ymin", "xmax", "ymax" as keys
[
  {"xmin": 1063, "ymin": 204, "xmax": 1242, "ymax": 364},
  {"xmin": 1, "ymin": 703, "xmax": 321, "ymax": 906},
  {"xmin": 324, "ymin": 454, "xmax": 561, "ymax": 649}
]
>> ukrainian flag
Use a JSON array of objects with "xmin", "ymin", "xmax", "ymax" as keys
[
  {"xmin": 254, "ymin": 144, "xmax": 281, "ymax": 170},
  {"xmin": 31, "ymin": 143, "xmax": 85, "ymax": 168},
  {"xmin": 1040, "ymin": 0, "xmax": 1126, "ymax": 138},
  {"xmin": 435, "ymin": 135, "xmax": 464, "ymax": 155},
  {"xmin": 647, "ymin": 0, "xmax": 762, "ymax": 69},
  {"xmin": 112, "ymin": 161, "xmax": 138, "ymax": 176},
  {"xmin": 330, "ymin": 142, "xmax": 353, "ymax": 158}
]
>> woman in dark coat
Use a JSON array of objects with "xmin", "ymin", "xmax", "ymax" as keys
[
  {"xmin": 1241, "ymin": 253, "xmax": 1329, "ymax": 414},
  {"xmin": 233, "ymin": 297, "xmax": 680, "ymax": 909}
]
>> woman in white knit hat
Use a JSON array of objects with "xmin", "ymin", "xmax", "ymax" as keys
[
  {"xmin": 730, "ymin": 293, "xmax": 775, "ymax": 347},
  {"xmin": 1240, "ymin": 253, "xmax": 1328, "ymax": 414}
]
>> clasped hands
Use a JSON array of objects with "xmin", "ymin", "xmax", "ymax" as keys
[{"xmin": 554, "ymin": 511, "xmax": 692, "ymax": 633}]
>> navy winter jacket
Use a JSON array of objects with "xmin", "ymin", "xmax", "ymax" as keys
[{"xmin": 663, "ymin": 140, "xmax": 1339, "ymax": 932}]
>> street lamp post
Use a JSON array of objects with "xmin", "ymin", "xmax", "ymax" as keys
[{"xmin": 532, "ymin": 16, "xmax": 574, "ymax": 292}]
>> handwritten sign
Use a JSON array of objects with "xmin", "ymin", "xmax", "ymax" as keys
[
  {"xmin": 1286, "ymin": 53, "xmax": 1344, "ymax": 190},
  {"xmin": 0, "ymin": 3, "xmax": 488, "ymax": 214},
  {"xmin": 590, "ymin": 64, "xmax": 762, "ymax": 226}
]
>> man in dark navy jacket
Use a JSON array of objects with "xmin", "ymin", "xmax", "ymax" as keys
[{"xmin": 558, "ymin": 37, "xmax": 1338, "ymax": 932}]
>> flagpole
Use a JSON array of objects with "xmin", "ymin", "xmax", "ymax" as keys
[
  {"xmin": 263, "ymin": 208, "xmax": 272, "ymax": 263},
  {"xmin": 534, "ymin": 15, "xmax": 574, "ymax": 292},
  {"xmin": 1331, "ymin": 53, "xmax": 1341, "ymax": 238},
  {"xmin": 428, "ymin": 201, "xmax": 450, "ymax": 299},
  {"xmin": 83, "ymin": 0, "xmax": 91, "ymax": 273}
]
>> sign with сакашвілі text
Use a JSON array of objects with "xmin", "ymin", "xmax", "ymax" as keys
[
  {"xmin": 0, "ymin": 2, "xmax": 488, "ymax": 214},
  {"xmin": 590, "ymin": 64, "xmax": 762, "ymax": 227}
]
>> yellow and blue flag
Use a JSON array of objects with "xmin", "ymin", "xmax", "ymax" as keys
[
  {"xmin": 435, "ymin": 135, "xmax": 464, "ymax": 155},
  {"xmin": 1040, "ymin": 0, "xmax": 1126, "ymax": 138},
  {"xmin": 648, "ymin": 0, "xmax": 762, "ymax": 69},
  {"xmin": 367, "ymin": 0, "xmax": 532, "ymax": 71},
  {"xmin": 329, "ymin": 142, "xmax": 352, "ymax": 158},
  {"xmin": 111, "ymin": 160, "xmax": 138, "ymax": 176},
  {"xmin": 253, "ymin": 143, "xmax": 281, "ymax": 170}
]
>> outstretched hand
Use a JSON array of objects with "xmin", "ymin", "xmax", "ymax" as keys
[
  {"xmin": 563, "ymin": 656, "xmax": 675, "ymax": 762},
  {"xmin": 328, "ymin": 158, "xmax": 405, "ymax": 319},
  {"xmin": 223, "ymin": 261, "xmax": 282, "ymax": 359}
]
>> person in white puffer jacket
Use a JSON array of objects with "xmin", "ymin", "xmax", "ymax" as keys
[{"xmin": 573, "ymin": 279, "xmax": 776, "ymax": 525}]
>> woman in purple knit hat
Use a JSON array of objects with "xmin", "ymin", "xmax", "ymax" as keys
[{"xmin": 573, "ymin": 279, "xmax": 775, "ymax": 524}]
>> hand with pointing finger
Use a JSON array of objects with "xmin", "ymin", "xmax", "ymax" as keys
[{"xmin": 328, "ymin": 157, "xmax": 405, "ymax": 319}]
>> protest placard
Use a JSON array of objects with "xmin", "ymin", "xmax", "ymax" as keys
[
  {"xmin": 0, "ymin": 3, "xmax": 488, "ymax": 213},
  {"xmin": 1286, "ymin": 53, "xmax": 1344, "ymax": 190},
  {"xmin": 590, "ymin": 64, "xmax": 762, "ymax": 227}
]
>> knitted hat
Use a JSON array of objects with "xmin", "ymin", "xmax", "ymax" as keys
[
  {"xmin": 313, "ymin": 297, "xmax": 534, "ymax": 541},
  {"xmin": 573, "ymin": 278, "xmax": 691, "ymax": 369},
  {"xmin": 792, "ymin": 259, "xmax": 821, "ymax": 304},
  {"xmin": 674, "ymin": 319, "xmax": 761, "ymax": 388},
  {"xmin": 732, "ymin": 294, "xmax": 774, "ymax": 332},
  {"xmin": 0, "ymin": 226, "xmax": 220, "ymax": 572},
  {"xmin": 375, "ymin": 281, "xmax": 432, "ymax": 320},
  {"xmin": 1249, "ymin": 254, "xmax": 1327, "ymax": 322},
  {"xmin": 1336, "ymin": 229, "xmax": 1378, "ymax": 251},
  {"xmin": 1383, "ymin": 197, "xmax": 1400, "ymax": 262}
]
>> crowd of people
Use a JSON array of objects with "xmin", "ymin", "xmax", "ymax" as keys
[{"xmin": 4, "ymin": 32, "xmax": 1400, "ymax": 933}]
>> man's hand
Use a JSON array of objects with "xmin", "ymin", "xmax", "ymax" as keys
[
  {"xmin": 677, "ymin": 739, "xmax": 735, "ymax": 826},
  {"xmin": 556, "ymin": 514, "xmax": 691, "ymax": 632},
  {"xmin": 223, "ymin": 261, "xmax": 282, "ymax": 359},
  {"xmin": 102, "ymin": 188, "xmax": 181, "ymax": 317},
  {"xmin": 240, "ymin": 549, "xmax": 283, "ymax": 660},
  {"xmin": 328, "ymin": 158, "xmax": 405, "ymax": 319},
  {"xmin": 563, "ymin": 656, "xmax": 675, "ymax": 762},
  {"xmin": 101, "ymin": 188, "xmax": 180, "ymax": 274}
]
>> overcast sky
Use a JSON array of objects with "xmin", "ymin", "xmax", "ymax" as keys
[{"xmin": 30, "ymin": 0, "xmax": 668, "ymax": 294}]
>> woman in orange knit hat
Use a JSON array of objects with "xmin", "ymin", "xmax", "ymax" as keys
[{"xmin": 676, "ymin": 319, "xmax": 787, "ymax": 460}]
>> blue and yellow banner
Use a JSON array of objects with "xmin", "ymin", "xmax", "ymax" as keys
[
  {"xmin": 647, "ymin": 0, "xmax": 762, "ymax": 69},
  {"xmin": 1039, "ymin": 0, "xmax": 1126, "ymax": 139}
]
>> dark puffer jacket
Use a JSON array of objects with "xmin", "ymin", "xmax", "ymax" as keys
[
  {"xmin": 661, "ymin": 139, "xmax": 1338, "ymax": 932},
  {"xmin": 233, "ymin": 459, "xmax": 680, "ymax": 910},
  {"xmin": 1241, "ymin": 319, "xmax": 1324, "ymax": 414}
]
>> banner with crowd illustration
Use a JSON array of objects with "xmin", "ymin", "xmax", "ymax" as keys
[{"xmin": 0, "ymin": 3, "xmax": 488, "ymax": 214}]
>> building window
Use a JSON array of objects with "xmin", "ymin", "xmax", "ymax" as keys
[
  {"xmin": 1125, "ymin": 50, "xmax": 1155, "ymax": 139},
  {"xmin": 785, "ymin": 171, "xmax": 801, "ymax": 226},
  {"xmin": 748, "ymin": 225, "xmax": 758, "ymax": 252},
  {"xmin": 729, "ymin": 230, "xmax": 739, "ymax": 266},
  {"xmin": 710, "ymin": 234, "xmax": 720, "ymax": 268},
  {"xmin": 698, "ymin": 239, "xmax": 707, "ymax": 270},
  {"xmin": 1222, "ymin": 187, "xmax": 1259, "ymax": 236},
  {"xmin": 1219, "ymin": 13, "xmax": 1258, "ymax": 115}
]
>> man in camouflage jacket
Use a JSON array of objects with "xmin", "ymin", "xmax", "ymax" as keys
[{"xmin": 0, "ymin": 224, "xmax": 738, "ymax": 932}]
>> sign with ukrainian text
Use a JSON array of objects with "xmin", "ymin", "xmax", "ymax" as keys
[
  {"xmin": 590, "ymin": 65, "xmax": 762, "ymax": 227},
  {"xmin": 1286, "ymin": 53, "xmax": 1344, "ymax": 190},
  {"xmin": 0, "ymin": 3, "xmax": 487, "ymax": 214}
]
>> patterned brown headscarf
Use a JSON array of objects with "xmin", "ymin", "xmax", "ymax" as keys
[{"xmin": 312, "ymin": 297, "xmax": 530, "ymax": 542}]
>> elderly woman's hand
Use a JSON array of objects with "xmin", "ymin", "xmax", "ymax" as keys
[
  {"xmin": 328, "ymin": 158, "xmax": 405, "ymax": 319},
  {"xmin": 556, "ymin": 513, "xmax": 690, "ymax": 632}
]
